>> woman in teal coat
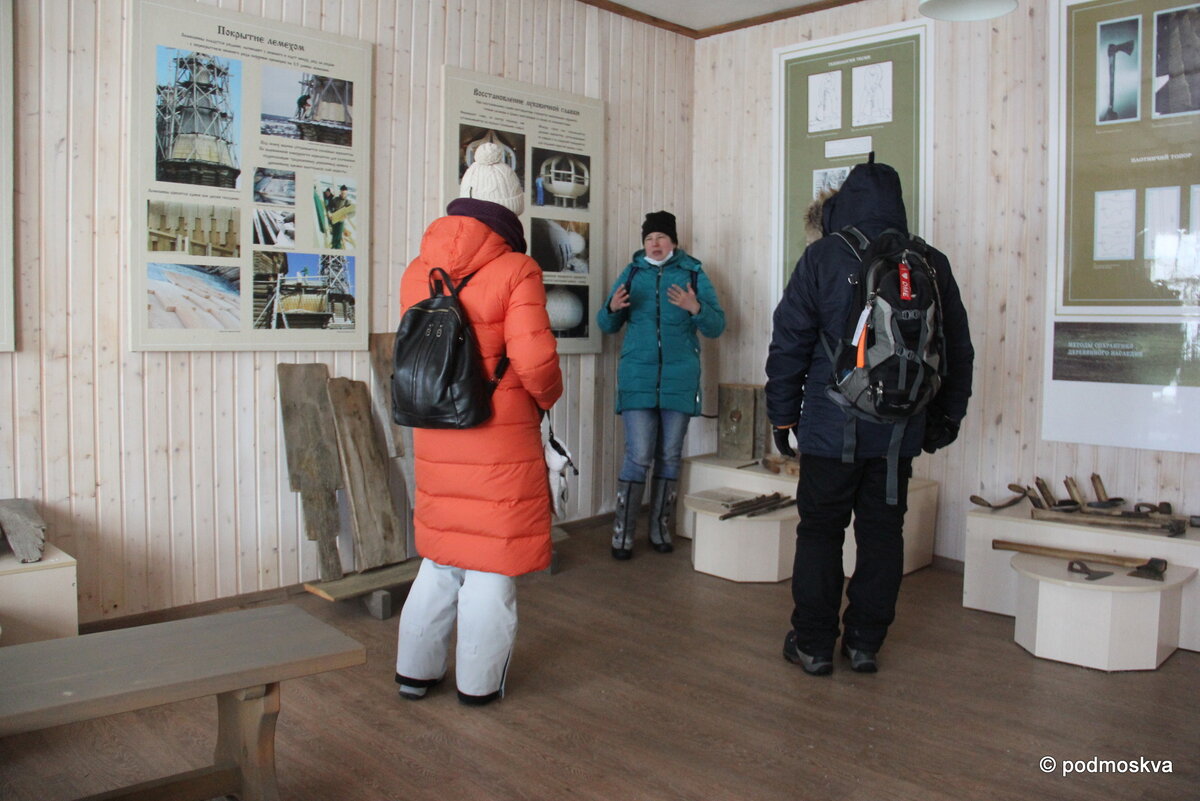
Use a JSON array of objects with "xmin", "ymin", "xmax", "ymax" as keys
[{"xmin": 597, "ymin": 211, "xmax": 725, "ymax": 559}]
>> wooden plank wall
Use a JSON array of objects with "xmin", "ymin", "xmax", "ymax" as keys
[
  {"xmin": 0, "ymin": 0, "xmax": 695, "ymax": 622},
  {"xmin": 692, "ymin": 0, "xmax": 1200, "ymax": 562}
]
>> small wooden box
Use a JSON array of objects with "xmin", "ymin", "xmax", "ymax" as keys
[{"xmin": 0, "ymin": 542, "xmax": 78, "ymax": 645}]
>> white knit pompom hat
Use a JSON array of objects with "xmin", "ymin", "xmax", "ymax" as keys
[{"xmin": 459, "ymin": 142, "xmax": 524, "ymax": 215}]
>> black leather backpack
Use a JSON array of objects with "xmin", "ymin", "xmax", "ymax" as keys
[{"xmin": 391, "ymin": 268, "xmax": 508, "ymax": 429}]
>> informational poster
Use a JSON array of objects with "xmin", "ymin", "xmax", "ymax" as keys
[
  {"xmin": 1044, "ymin": 0, "xmax": 1200, "ymax": 452},
  {"xmin": 130, "ymin": 0, "xmax": 372, "ymax": 351},
  {"xmin": 442, "ymin": 66, "xmax": 604, "ymax": 355},
  {"xmin": 773, "ymin": 20, "xmax": 931, "ymax": 296}
]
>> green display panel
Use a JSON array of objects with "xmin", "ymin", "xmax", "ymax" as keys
[{"xmin": 777, "ymin": 24, "xmax": 927, "ymax": 290}]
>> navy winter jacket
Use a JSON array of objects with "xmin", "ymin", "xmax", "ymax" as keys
[
  {"xmin": 764, "ymin": 161, "xmax": 974, "ymax": 459},
  {"xmin": 597, "ymin": 248, "xmax": 726, "ymax": 415}
]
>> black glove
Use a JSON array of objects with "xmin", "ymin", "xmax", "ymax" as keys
[
  {"xmin": 773, "ymin": 426, "xmax": 796, "ymax": 458},
  {"xmin": 922, "ymin": 411, "xmax": 960, "ymax": 454}
]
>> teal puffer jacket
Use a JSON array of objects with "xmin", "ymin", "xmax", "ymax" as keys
[{"xmin": 596, "ymin": 249, "xmax": 725, "ymax": 415}]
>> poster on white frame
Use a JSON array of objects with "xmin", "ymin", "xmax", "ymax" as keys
[
  {"xmin": 129, "ymin": 0, "xmax": 373, "ymax": 351},
  {"xmin": 442, "ymin": 66, "xmax": 605, "ymax": 355},
  {"xmin": 1043, "ymin": 0, "xmax": 1200, "ymax": 453},
  {"xmin": 772, "ymin": 19, "xmax": 933, "ymax": 300}
]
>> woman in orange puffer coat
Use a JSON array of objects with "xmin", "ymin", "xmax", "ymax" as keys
[{"xmin": 395, "ymin": 143, "xmax": 562, "ymax": 706}]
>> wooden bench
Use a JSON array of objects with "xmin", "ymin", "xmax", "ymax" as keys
[{"xmin": 0, "ymin": 603, "xmax": 365, "ymax": 801}]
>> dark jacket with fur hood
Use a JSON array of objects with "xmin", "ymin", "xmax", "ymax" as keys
[{"xmin": 764, "ymin": 160, "xmax": 974, "ymax": 459}]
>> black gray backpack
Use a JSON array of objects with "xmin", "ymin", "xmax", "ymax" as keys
[
  {"xmin": 822, "ymin": 226, "xmax": 946, "ymax": 502},
  {"xmin": 391, "ymin": 267, "xmax": 508, "ymax": 429}
]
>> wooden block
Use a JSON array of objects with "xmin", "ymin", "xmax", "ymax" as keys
[
  {"xmin": 717, "ymin": 384, "xmax": 758, "ymax": 461},
  {"xmin": 754, "ymin": 385, "xmax": 770, "ymax": 460},
  {"xmin": 362, "ymin": 589, "xmax": 395, "ymax": 620},
  {"xmin": 0, "ymin": 499, "xmax": 47, "ymax": 563},
  {"xmin": 277, "ymin": 363, "xmax": 343, "ymax": 493},
  {"xmin": 304, "ymin": 559, "xmax": 420, "ymax": 602},
  {"xmin": 326, "ymin": 377, "xmax": 407, "ymax": 571}
]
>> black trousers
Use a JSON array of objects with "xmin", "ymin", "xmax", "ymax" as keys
[{"xmin": 789, "ymin": 454, "xmax": 912, "ymax": 656}]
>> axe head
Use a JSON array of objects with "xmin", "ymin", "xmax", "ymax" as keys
[
  {"xmin": 1128, "ymin": 558, "xmax": 1167, "ymax": 581},
  {"xmin": 1068, "ymin": 560, "xmax": 1112, "ymax": 581}
]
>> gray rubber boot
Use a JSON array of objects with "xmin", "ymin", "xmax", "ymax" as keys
[
  {"xmin": 611, "ymin": 480, "xmax": 644, "ymax": 560},
  {"xmin": 648, "ymin": 477, "xmax": 678, "ymax": 553}
]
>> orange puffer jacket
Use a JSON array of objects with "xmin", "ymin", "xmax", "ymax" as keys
[{"xmin": 400, "ymin": 214, "xmax": 563, "ymax": 576}]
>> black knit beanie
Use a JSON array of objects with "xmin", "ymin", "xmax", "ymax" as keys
[{"xmin": 641, "ymin": 210, "xmax": 677, "ymax": 244}]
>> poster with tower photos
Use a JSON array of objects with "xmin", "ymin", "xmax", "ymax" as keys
[
  {"xmin": 443, "ymin": 66, "xmax": 605, "ymax": 355},
  {"xmin": 129, "ymin": 0, "xmax": 373, "ymax": 351}
]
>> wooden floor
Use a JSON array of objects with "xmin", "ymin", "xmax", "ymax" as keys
[{"xmin": 2, "ymin": 521, "xmax": 1197, "ymax": 800}]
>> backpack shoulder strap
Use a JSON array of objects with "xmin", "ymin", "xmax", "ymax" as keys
[
  {"xmin": 622, "ymin": 264, "xmax": 640, "ymax": 295},
  {"xmin": 834, "ymin": 225, "xmax": 870, "ymax": 260}
]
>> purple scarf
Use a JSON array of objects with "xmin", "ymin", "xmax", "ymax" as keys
[{"xmin": 445, "ymin": 198, "xmax": 527, "ymax": 254}]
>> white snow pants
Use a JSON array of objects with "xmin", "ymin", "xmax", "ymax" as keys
[{"xmin": 395, "ymin": 558, "xmax": 518, "ymax": 698}]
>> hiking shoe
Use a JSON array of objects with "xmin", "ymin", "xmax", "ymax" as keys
[
  {"xmin": 841, "ymin": 643, "xmax": 878, "ymax": 673},
  {"xmin": 782, "ymin": 631, "xmax": 833, "ymax": 676}
]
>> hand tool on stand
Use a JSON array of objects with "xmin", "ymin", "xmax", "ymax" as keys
[
  {"xmin": 1067, "ymin": 560, "xmax": 1113, "ymax": 581},
  {"xmin": 1007, "ymin": 484, "xmax": 1046, "ymax": 510},
  {"xmin": 969, "ymin": 492, "xmax": 1026, "ymax": 510},
  {"xmin": 1089, "ymin": 473, "xmax": 1125, "ymax": 508},
  {"xmin": 718, "ymin": 493, "xmax": 785, "ymax": 520},
  {"xmin": 1034, "ymin": 477, "xmax": 1079, "ymax": 511},
  {"xmin": 1029, "ymin": 506, "xmax": 1186, "ymax": 535},
  {"xmin": 992, "ymin": 540, "xmax": 1168, "ymax": 581},
  {"xmin": 746, "ymin": 497, "xmax": 797, "ymax": 517}
]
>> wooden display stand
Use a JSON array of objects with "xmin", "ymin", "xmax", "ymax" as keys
[
  {"xmin": 684, "ymin": 489, "xmax": 796, "ymax": 582},
  {"xmin": 0, "ymin": 542, "xmax": 78, "ymax": 646},
  {"xmin": 679, "ymin": 454, "xmax": 939, "ymax": 578},
  {"xmin": 963, "ymin": 505, "xmax": 1200, "ymax": 652},
  {"xmin": 1010, "ymin": 553, "xmax": 1195, "ymax": 671}
]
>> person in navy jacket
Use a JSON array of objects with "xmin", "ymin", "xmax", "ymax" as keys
[{"xmin": 765, "ymin": 156, "xmax": 974, "ymax": 675}]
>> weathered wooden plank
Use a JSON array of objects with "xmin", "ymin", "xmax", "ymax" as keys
[
  {"xmin": 326, "ymin": 377, "xmax": 406, "ymax": 570},
  {"xmin": 300, "ymin": 490, "xmax": 343, "ymax": 582},
  {"xmin": 276, "ymin": 363, "xmax": 343, "ymax": 493},
  {"xmin": 367, "ymin": 332, "xmax": 403, "ymax": 458},
  {"xmin": 0, "ymin": 499, "xmax": 46, "ymax": 563},
  {"xmin": 303, "ymin": 559, "xmax": 420, "ymax": 602}
]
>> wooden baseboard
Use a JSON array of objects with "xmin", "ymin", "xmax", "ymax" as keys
[{"xmin": 932, "ymin": 555, "xmax": 964, "ymax": 574}]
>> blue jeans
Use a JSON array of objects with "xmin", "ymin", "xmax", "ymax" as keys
[{"xmin": 619, "ymin": 409, "xmax": 691, "ymax": 482}]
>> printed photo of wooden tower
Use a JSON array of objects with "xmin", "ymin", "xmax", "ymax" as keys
[
  {"xmin": 155, "ymin": 49, "xmax": 241, "ymax": 188},
  {"xmin": 295, "ymin": 74, "xmax": 354, "ymax": 147}
]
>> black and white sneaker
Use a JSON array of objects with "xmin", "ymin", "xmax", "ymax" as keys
[
  {"xmin": 782, "ymin": 631, "xmax": 833, "ymax": 676},
  {"xmin": 841, "ymin": 643, "xmax": 878, "ymax": 673}
]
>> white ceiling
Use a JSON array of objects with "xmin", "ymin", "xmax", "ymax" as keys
[{"xmin": 611, "ymin": 0, "xmax": 835, "ymax": 31}]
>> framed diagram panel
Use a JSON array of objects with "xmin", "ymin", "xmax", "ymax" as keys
[
  {"xmin": 443, "ymin": 66, "xmax": 605, "ymax": 355},
  {"xmin": 772, "ymin": 20, "xmax": 932, "ymax": 298},
  {"xmin": 130, "ymin": 0, "xmax": 373, "ymax": 351},
  {"xmin": 1044, "ymin": 0, "xmax": 1200, "ymax": 451}
]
